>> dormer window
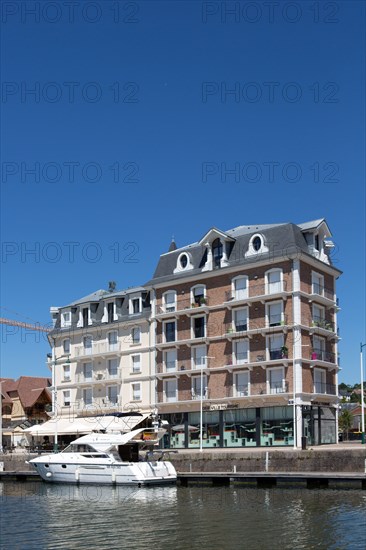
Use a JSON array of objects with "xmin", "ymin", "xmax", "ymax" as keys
[
  {"xmin": 180, "ymin": 254, "xmax": 188, "ymax": 268},
  {"xmin": 246, "ymin": 233, "xmax": 268, "ymax": 258},
  {"xmin": 253, "ymin": 236, "xmax": 262, "ymax": 251},
  {"xmin": 129, "ymin": 296, "xmax": 142, "ymax": 315},
  {"xmin": 61, "ymin": 311, "xmax": 71, "ymax": 328},
  {"xmin": 212, "ymin": 238, "xmax": 223, "ymax": 268},
  {"xmin": 174, "ymin": 252, "xmax": 193, "ymax": 273}
]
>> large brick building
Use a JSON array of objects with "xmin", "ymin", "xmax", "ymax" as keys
[
  {"xmin": 149, "ymin": 219, "xmax": 340, "ymax": 448},
  {"xmin": 47, "ymin": 218, "xmax": 340, "ymax": 448}
]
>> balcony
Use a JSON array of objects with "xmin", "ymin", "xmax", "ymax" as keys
[
  {"xmin": 267, "ymin": 314, "xmax": 288, "ymax": 328},
  {"xmin": 74, "ymin": 341, "xmax": 122, "ymax": 359},
  {"xmin": 268, "ymin": 348, "xmax": 288, "ymax": 361},
  {"xmin": 311, "ymin": 349, "xmax": 336, "ymax": 364},
  {"xmin": 191, "ymin": 388, "xmax": 210, "ymax": 400},
  {"xmin": 311, "ymin": 316, "xmax": 335, "ymax": 332},
  {"xmin": 76, "ymin": 368, "xmax": 121, "ymax": 384},
  {"xmin": 313, "ymin": 382, "xmax": 337, "ymax": 395},
  {"xmin": 74, "ymin": 397, "xmax": 120, "ymax": 412},
  {"xmin": 156, "ymin": 297, "xmax": 210, "ymax": 318},
  {"xmin": 156, "ymin": 358, "xmax": 211, "ymax": 378},
  {"xmin": 269, "ymin": 381, "xmax": 289, "ymax": 394},
  {"xmin": 225, "ymin": 281, "xmax": 288, "ymax": 306}
]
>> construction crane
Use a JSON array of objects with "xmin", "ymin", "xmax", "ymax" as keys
[{"xmin": 0, "ymin": 317, "xmax": 51, "ymax": 332}]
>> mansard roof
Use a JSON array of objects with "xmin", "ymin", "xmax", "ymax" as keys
[{"xmin": 146, "ymin": 220, "xmax": 338, "ymax": 286}]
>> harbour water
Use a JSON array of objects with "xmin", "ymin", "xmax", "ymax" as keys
[{"xmin": 1, "ymin": 482, "xmax": 365, "ymax": 549}]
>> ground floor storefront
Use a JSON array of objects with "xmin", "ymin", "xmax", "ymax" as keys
[{"xmin": 160, "ymin": 405, "xmax": 337, "ymax": 448}]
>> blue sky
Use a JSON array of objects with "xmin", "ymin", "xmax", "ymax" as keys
[{"xmin": 1, "ymin": 1, "xmax": 365, "ymax": 384}]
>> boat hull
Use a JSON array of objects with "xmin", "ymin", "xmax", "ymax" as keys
[{"xmin": 30, "ymin": 456, "xmax": 177, "ymax": 485}]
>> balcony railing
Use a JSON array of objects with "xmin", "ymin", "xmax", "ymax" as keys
[
  {"xmin": 74, "ymin": 341, "xmax": 121, "ymax": 358},
  {"xmin": 311, "ymin": 349, "xmax": 336, "ymax": 363},
  {"xmin": 225, "ymin": 322, "xmax": 248, "ymax": 335},
  {"xmin": 269, "ymin": 381, "xmax": 289, "ymax": 394},
  {"xmin": 191, "ymin": 388, "xmax": 210, "ymax": 400},
  {"xmin": 225, "ymin": 280, "xmax": 288, "ymax": 302},
  {"xmin": 74, "ymin": 397, "xmax": 120, "ymax": 410},
  {"xmin": 157, "ymin": 296, "xmax": 210, "ymax": 315},
  {"xmin": 76, "ymin": 369, "xmax": 121, "ymax": 383},
  {"xmin": 267, "ymin": 314, "xmax": 288, "ymax": 327},
  {"xmin": 269, "ymin": 348, "xmax": 288, "ymax": 361},
  {"xmin": 311, "ymin": 317, "xmax": 335, "ymax": 332},
  {"xmin": 313, "ymin": 382, "xmax": 337, "ymax": 395},
  {"xmin": 311, "ymin": 283, "xmax": 335, "ymax": 301}
]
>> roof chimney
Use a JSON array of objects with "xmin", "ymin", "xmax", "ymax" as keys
[{"xmin": 108, "ymin": 281, "xmax": 116, "ymax": 292}]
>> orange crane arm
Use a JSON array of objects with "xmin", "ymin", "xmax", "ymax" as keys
[{"xmin": 0, "ymin": 317, "xmax": 51, "ymax": 332}]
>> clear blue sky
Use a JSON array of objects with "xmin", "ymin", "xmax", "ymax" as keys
[{"xmin": 1, "ymin": 1, "xmax": 365, "ymax": 384}]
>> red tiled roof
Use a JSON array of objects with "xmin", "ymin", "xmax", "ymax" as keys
[{"xmin": 1, "ymin": 376, "xmax": 51, "ymax": 408}]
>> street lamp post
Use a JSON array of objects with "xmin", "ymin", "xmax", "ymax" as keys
[
  {"xmin": 199, "ymin": 356, "xmax": 214, "ymax": 452},
  {"xmin": 361, "ymin": 343, "xmax": 366, "ymax": 444}
]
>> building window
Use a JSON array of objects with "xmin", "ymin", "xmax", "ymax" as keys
[
  {"xmin": 267, "ymin": 302, "xmax": 284, "ymax": 327},
  {"xmin": 164, "ymin": 321, "xmax": 176, "ymax": 343},
  {"xmin": 108, "ymin": 358, "xmax": 118, "ymax": 378},
  {"xmin": 311, "ymin": 272, "xmax": 324, "ymax": 296},
  {"xmin": 164, "ymin": 379, "xmax": 177, "ymax": 402},
  {"xmin": 83, "ymin": 388, "xmax": 93, "ymax": 406},
  {"xmin": 108, "ymin": 331, "xmax": 118, "ymax": 351},
  {"xmin": 164, "ymin": 349, "xmax": 177, "ymax": 372},
  {"xmin": 268, "ymin": 334, "xmax": 284, "ymax": 360},
  {"xmin": 234, "ymin": 340, "xmax": 249, "ymax": 365},
  {"xmin": 193, "ymin": 316, "xmax": 206, "ymax": 338},
  {"xmin": 192, "ymin": 376, "xmax": 208, "ymax": 400},
  {"xmin": 180, "ymin": 254, "xmax": 188, "ymax": 269},
  {"xmin": 233, "ymin": 308, "xmax": 248, "ymax": 332},
  {"xmin": 132, "ymin": 383, "xmax": 141, "ymax": 401},
  {"xmin": 312, "ymin": 304, "xmax": 325, "ymax": 326},
  {"xmin": 83, "ymin": 362, "xmax": 93, "ymax": 381},
  {"xmin": 232, "ymin": 276, "xmax": 248, "ymax": 300},
  {"xmin": 61, "ymin": 311, "xmax": 71, "ymax": 328},
  {"xmin": 266, "ymin": 269, "xmax": 283, "ymax": 294},
  {"xmin": 63, "ymin": 390, "xmax": 71, "ymax": 407},
  {"xmin": 312, "ymin": 335, "xmax": 326, "ymax": 361},
  {"xmin": 83, "ymin": 336, "xmax": 92, "ymax": 355},
  {"xmin": 267, "ymin": 367, "xmax": 285, "ymax": 394},
  {"xmin": 192, "ymin": 345, "xmax": 207, "ymax": 369},
  {"xmin": 163, "ymin": 291, "xmax": 176, "ymax": 312},
  {"xmin": 132, "ymin": 355, "xmax": 141, "ymax": 373},
  {"xmin": 108, "ymin": 385, "xmax": 118, "ymax": 405},
  {"xmin": 212, "ymin": 238, "xmax": 223, "ymax": 268},
  {"xmin": 191, "ymin": 285, "xmax": 206, "ymax": 306},
  {"xmin": 63, "ymin": 364, "xmax": 70, "ymax": 382},
  {"xmin": 82, "ymin": 307, "xmax": 89, "ymax": 327},
  {"xmin": 314, "ymin": 368, "xmax": 326, "ymax": 393},
  {"xmin": 107, "ymin": 302, "xmax": 115, "ymax": 323},
  {"xmin": 235, "ymin": 372, "xmax": 249, "ymax": 397},
  {"xmin": 63, "ymin": 339, "xmax": 70, "ymax": 355},
  {"xmin": 132, "ymin": 327, "xmax": 141, "ymax": 344},
  {"xmin": 253, "ymin": 236, "xmax": 262, "ymax": 251}
]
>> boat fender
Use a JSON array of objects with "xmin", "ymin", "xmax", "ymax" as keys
[
  {"xmin": 46, "ymin": 472, "xmax": 52, "ymax": 478},
  {"xmin": 75, "ymin": 468, "xmax": 80, "ymax": 482},
  {"xmin": 112, "ymin": 470, "xmax": 116, "ymax": 483}
]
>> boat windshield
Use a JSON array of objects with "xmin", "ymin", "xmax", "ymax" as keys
[{"xmin": 62, "ymin": 443, "xmax": 97, "ymax": 453}]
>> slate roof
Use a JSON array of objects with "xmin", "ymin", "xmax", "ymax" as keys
[{"xmin": 146, "ymin": 220, "xmax": 336, "ymax": 286}]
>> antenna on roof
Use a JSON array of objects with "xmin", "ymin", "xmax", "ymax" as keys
[
  {"xmin": 108, "ymin": 281, "xmax": 116, "ymax": 292},
  {"xmin": 168, "ymin": 235, "xmax": 177, "ymax": 252}
]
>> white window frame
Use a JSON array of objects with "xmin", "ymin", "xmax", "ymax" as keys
[
  {"xmin": 164, "ymin": 379, "xmax": 177, "ymax": 402},
  {"xmin": 63, "ymin": 390, "xmax": 71, "ymax": 407},
  {"xmin": 174, "ymin": 252, "xmax": 194, "ymax": 274},
  {"xmin": 267, "ymin": 334, "xmax": 284, "ymax": 361},
  {"xmin": 266, "ymin": 301, "xmax": 284, "ymax": 327},
  {"xmin": 131, "ymin": 383, "xmax": 141, "ymax": 401},
  {"xmin": 265, "ymin": 268, "xmax": 283, "ymax": 295},
  {"xmin": 107, "ymin": 385, "xmax": 118, "ymax": 405},
  {"xmin": 191, "ymin": 285, "xmax": 206, "ymax": 306},
  {"xmin": 312, "ymin": 303, "xmax": 325, "ymax": 325},
  {"xmin": 311, "ymin": 271, "xmax": 324, "ymax": 296},
  {"xmin": 62, "ymin": 364, "xmax": 71, "ymax": 382},
  {"xmin": 314, "ymin": 368, "xmax": 326, "ymax": 393},
  {"xmin": 83, "ymin": 388, "xmax": 93, "ymax": 406},
  {"xmin": 267, "ymin": 366, "xmax": 285, "ymax": 394},
  {"xmin": 235, "ymin": 371, "xmax": 250, "ymax": 397},
  {"xmin": 61, "ymin": 310, "xmax": 71, "ymax": 328},
  {"xmin": 232, "ymin": 275, "xmax": 249, "ymax": 301},
  {"xmin": 131, "ymin": 326, "xmax": 141, "ymax": 344},
  {"xmin": 107, "ymin": 358, "xmax": 119, "ymax": 378},
  {"xmin": 191, "ymin": 315, "xmax": 206, "ymax": 339},
  {"xmin": 164, "ymin": 349, "xmax": 177, "ymax": 372},
  {"xmin": 233, "ymin": 339, "xmax": 249, "ymax": 365},
  {"xmin": 163, "ymin": 320, "xmax": 176, "ymax": 343},
  {"xmin": 83, "ymin": 336, "xmax": 93, "ymax": 355},
  {"xmin": 83, "ymin": 362, "xmax": 93, "ymax": 381},
  {"xmin": 108, "ymin": 330, "xmax": 118, "ymax": 351},
  {"xmin": 63, "ymin": 338, "xmax": 70, "ymax": 355},
  {"xmin": 131, "ymin": 354, "xmax": 141, "ymax": 374},
  {"xmin": 191, "ymin": 345, "xmax": 207, "ymax": 370},
  {"xmin": 191, "ymin": 375, "xmax": 208, "ymax": 400},
  {"xmin": 163, "ymin": 290, "xmax": 177, "ymax": 313},
  {"xmin": 233, "ymin": 307, "xmax": 248, "ymax": 332},
  {"xmin": 129, "ymin": 296, "xmax": 142, "ymax": 315}
]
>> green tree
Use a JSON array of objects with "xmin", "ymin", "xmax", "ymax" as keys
[{"xmin": 339, "ymin": 409, "xmax": 353, "ymax": 441}]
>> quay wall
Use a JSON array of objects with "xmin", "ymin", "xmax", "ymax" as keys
[
  {"xmin": 169, "ymin": 449, "xmax": 366, "ymax": 474},
  {"xmin": 1, "ymin": 449, "xmax": 366, "ymax": 474}
]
